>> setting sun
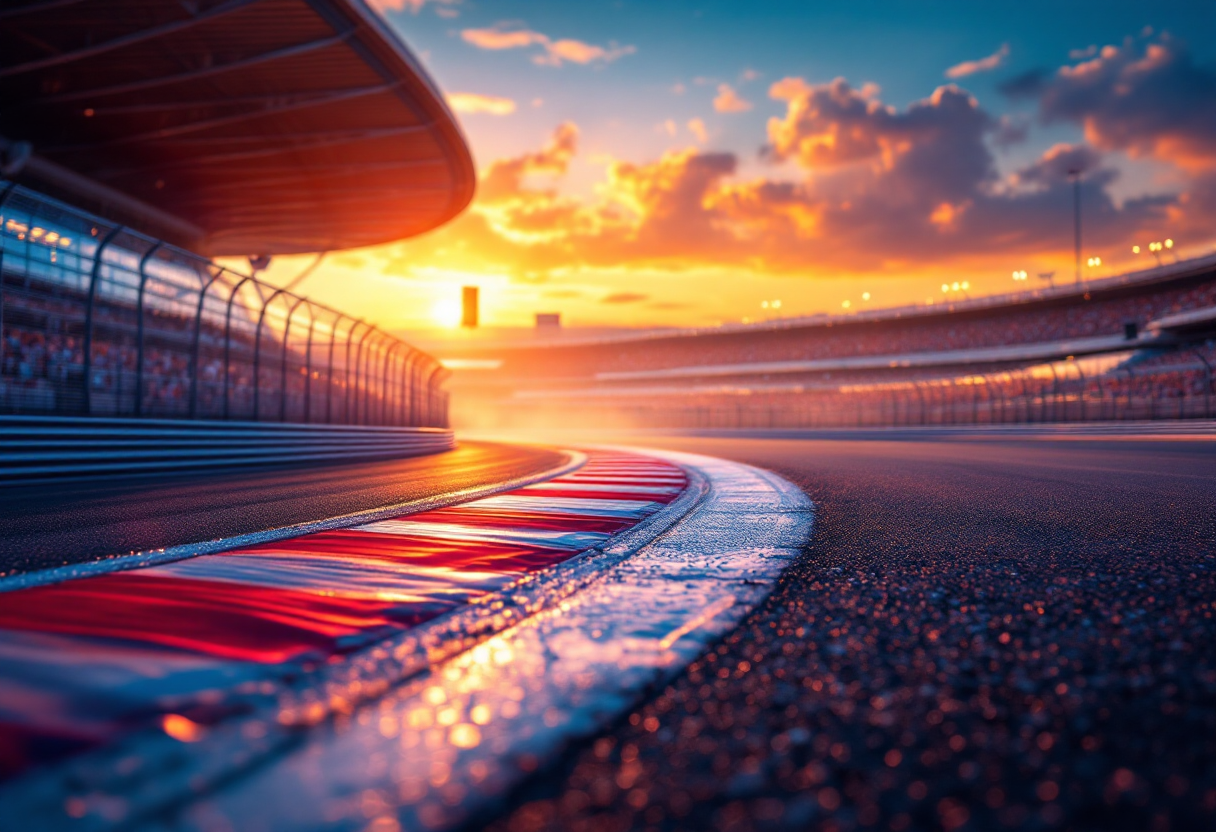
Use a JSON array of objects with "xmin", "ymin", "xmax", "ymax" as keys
[{"xmin": 432, "ymin": 297, "xmax": 464, "ymax": 328}]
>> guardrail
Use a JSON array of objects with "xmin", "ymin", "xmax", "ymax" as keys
[
  {"xmin": 0, "ymin": 416, "xmax": 455, "ymax": 482},
  {"xmin": 0, "ymin": 181, "xmax": 448, "ymax": 427}
]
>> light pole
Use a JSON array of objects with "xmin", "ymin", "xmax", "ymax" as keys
[{"xmin": 1068, "ymin": 168, "xmax": 1082, "ymax": 286}]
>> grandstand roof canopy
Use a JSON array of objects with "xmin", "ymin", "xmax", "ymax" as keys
[{"xmin": 0, "ymin": 0, "xmax": 475, "ymax": 256}]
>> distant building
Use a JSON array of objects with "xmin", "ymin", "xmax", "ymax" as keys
[
  {"xmin": 535, "ymin": 313, "xmax": 562, "ymax": 330},
  {"xmin": 462, "ymin": 287, "xmax": 479, "ymax": 328}
]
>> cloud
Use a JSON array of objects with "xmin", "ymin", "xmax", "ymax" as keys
[
  {"xmin": 446, "ymin": 92, "xmax": 516, "ymax": 115},
  {"xmin": 382, "ymin": 74, "xmax": 1182, "ymax": 287},
  {"xmin": 687, "ymin": 118, "xmax": 709, "ymax": 144},
  {"xmin": 714, "ymin": 84, "xmax": 753, "ymax": 113},
  {"xmin": 478, "ymin": 122, "xmax": 579, "ymax": 202},
  {"xmin": 1012, "ymin": 143, "xmax": 1107, "ymax": 188},
  {"xmin": 998, "ymin": 68, "xmax": 1048, "ymax": 99},
  {"xmin": 461, "ymin": 27, "xmax": 547, "ymax": 50},
  {"xmin": 1033, "ymin": 36, "xmax": 1216, "ymax": 169},
  {"xmin": 460, "ymin": 24, "xmax": 635, "ymax": 67},
  {"xmin": 367, "ymin": 0, "xmax": 458, "ymax": 13},
  {"xmin": 946, "ymin": 44, "xmax": 1010, "ymax": 79},
  {"xmin": 601, "ymin": 292, "xmax": 649, "ymax": 304}
]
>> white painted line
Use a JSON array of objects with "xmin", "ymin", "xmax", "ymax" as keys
[{"xmin": 148, "ymin": 448, "xmax": 813, "ymax": 832}]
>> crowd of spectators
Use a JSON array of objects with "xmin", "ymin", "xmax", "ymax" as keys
[
  {"xmin": 491, "ymin": 340, "xmax": 1216, "ymax": 430},
  {"xmin": 489, "ymin": 274, "xmax": 1216, "ymax": 380},
  {"xmin": 0, "ymin": 275, "xmax": 406, "ymax": 422}
]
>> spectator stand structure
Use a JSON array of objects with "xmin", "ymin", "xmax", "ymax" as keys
[
  {"xmin": 0, "ymin": 183, "xmax": 447, "ymax": 428},
  {"xmin": 0, "ymin": 0, "xmax": 477, "ymax": 478},
  {"xmin": 443, "ymin": 254, "xmax": 1216, "ymax": 430}
]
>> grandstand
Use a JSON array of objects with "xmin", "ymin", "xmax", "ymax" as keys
[
  {"xmin": 442, "ymin": 252, "xmax": 1216, "ymax": 428},
  {"xmin": 0, "ymin": 0, "xmax": 473, "ymax": 467}
]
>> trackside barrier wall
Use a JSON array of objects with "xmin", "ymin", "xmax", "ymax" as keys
[
  {"xmin": 0, "ymin": 182, "xmax": 448, "ymax": 427},
  {"xmin": 0, "ymin": 416, "xmax": 455, "ymax": 482}
]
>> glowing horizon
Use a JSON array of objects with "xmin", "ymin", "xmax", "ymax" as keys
[{"xmin": 240, "ymin": 1, "xmax": 1216, "ymax": 335}]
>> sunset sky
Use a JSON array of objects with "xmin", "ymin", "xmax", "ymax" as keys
[{"xmin": 245, "ymin": 0, "xmax": 1216, "ymax": 336}]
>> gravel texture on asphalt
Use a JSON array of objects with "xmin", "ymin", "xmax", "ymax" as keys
[{"xmin": 483, "ymin": 436, "xmax": 1216, "ymax": 832}]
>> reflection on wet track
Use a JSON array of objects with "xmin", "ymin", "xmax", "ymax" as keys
[{"xmin": 0, "ymin": 451, "xmax": 686, "ymax": 782}]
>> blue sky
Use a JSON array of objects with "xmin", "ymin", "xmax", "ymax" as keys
[{"xmin": 265, "ymin": 0, "xmax": 1216, "ymax": 331}]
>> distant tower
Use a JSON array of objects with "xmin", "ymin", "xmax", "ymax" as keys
[{"xmin": 461, "ymin": 286, "xmax": 479, "ymax": 328}]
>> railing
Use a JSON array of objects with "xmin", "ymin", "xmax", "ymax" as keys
[
  {"xmin": 487, "ymin": 348, "xmax": 1215, "ymax": 429},
  {"xmin": 0, "ymin": 182, "xmax": 448, "ymax": 426}
]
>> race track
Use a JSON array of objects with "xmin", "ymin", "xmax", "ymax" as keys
[
  {"xmin": 487, "ymin": 432, "xmax": 1216, "ymax": 832},
  {"xmin": 0, "ymin": 440, "xmax": 564, "ymax": 578}
]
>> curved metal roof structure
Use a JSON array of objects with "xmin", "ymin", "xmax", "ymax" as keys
[{"xmin": 0, "ymin": 0, "xmax": 476, "ymax": 256}]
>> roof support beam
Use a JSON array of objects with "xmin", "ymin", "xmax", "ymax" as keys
[
  {"xmin": 170, "ymin": 159, "xmax": 442, "ymax": 191},
  {"xmin": 46, "ymin": 84, "xmax": 396, "ymax": 150},
  {"xmin": 37, "ymin": 31, "xmax": 352, "ymax": 104},
  {"xmin": 0, "ymin": 0, "xmax": 87, "ymax": 21},
  {"xmin": 94, "ymin": 124, "xmax": 431, "ymax": 176},
  {"xmin": 182, "ymin": 188, "xmax": 452, "ymax": 210},
  {"xmin": 0, "ymin": 0, "xmax": 263, "ymax": 79}
]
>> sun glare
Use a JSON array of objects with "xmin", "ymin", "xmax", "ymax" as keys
[{"xmin": 432, "ymin": 297, "xmax": 463, "ymax": 328}]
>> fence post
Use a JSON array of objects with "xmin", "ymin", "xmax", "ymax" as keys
[
  {"xmin": 328, "ymin": 316, "xmax": 356, "ymax": 424},
  {"xmin": 0, "ymin": 183, "xmax": 18, "ymax": 377},
  {"xmin": 133, "ymin": 241, "xmax": 163, "ymax": 417},
  {"xmin": 349, "ymin": 323, "xmax": 373, "ymax": 425},
  {"xmin": 302, "ymin": 311, "xmax": 317, "ymax": 424},
  {"xmin": 221, "ymin": 276, "xmax": 257, "ymax": 420},
  {"xmin": 425, "ymin": 362, "xmax": 447, "ymax": 427},
  {"xmin": 359, "ymin": 331, "xmax": 379, "ymax": 426},
  {"xmin": 1190, "ymin": 348, "xmax": 1213, "ymax": 420},
  {"xmin": 278, "ymin": 296, "xmax": 309, "ymax": 422},
  {"xmin": 82, "ymin": 225, "xmax": 124, "ymax": 415},
  {"xmin": 188, "ymin": 267, "xmax": 225, "ymax": 418},
  {"xmin": 251, "ymin": 288, "xmax": 286, "ymax": 422},
  {"xmin": 381, "ymin": 342, "xmax": 401, "ymax": 426}
]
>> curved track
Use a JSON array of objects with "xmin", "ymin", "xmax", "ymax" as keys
[
  {"xmin": 0, "ymin": 441, "xmax": 565, "ymax": 578},
  {"xmin": 486, "ymin": 432, "xmax": 1216, "ymax": 832}
]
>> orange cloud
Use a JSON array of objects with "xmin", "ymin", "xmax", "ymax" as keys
[
  {"xmin": 1034, "ymin": 36, "xmax": 1216, "ymax": 170},
  {"xmin": 380, "ymin": 70, "xmax": 1186, "ymax": 291},
  {"xmin": 461, "ymin": 25, "xmax": 635, "ymax": 67},
  {"xmin": 713, "ymin": 83, "xmax": 753, "ymax": 113},
  {"xmin": 367, "ymin": 0, "xmax": 458, "ymax": 12},
  {"xmin": 447, "ymin": 92, "xmax": 516, "ymax": 115},
  {"xmin": 945, "ymin": 44, "xmax": 1010, "ymax": 79},
  {"xmin": 687, "ymin": 118, "xmax": 709, "ymax": 144}
]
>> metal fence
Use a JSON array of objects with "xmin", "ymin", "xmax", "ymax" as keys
[
  {"xmin": 487, "ymin": 349, "xmax": 1215, "ymax": 429},
  {"xmin": 0, "ymin": 182, "xmax": 448, "ymax": 427}
]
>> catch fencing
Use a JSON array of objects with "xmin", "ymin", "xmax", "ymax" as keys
[{"xmin": 0, "ymin": 182, "xmax": 447, "ymax": 427}]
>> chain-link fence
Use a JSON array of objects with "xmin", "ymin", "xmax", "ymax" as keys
[{"xmin": 0, "ymin": 182, "xmax": 448, "ymax": 427}]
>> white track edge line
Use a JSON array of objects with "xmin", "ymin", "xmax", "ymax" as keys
[{"xmin": 133, "ymin": 447, "xmax": 814, "ymax": 832}]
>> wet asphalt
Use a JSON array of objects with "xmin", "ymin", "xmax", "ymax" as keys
[
  {"xmin": 0, "ymin": 440, "xmax": 563, "ymax": 578},
  {"xmin": 484, "ymin": 435, "xmax": 1216, "ymax": 832}
]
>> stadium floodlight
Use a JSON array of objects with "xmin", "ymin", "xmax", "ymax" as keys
[
  {"xmin": 1165, "ymin": 239, "xmax": 1174, "ymax": 248},
  {"xmin": 1132, "ymin": 245, "xmax": 1141, "ymax": 254},
  {"xmin": 862, "ymin": 292, "xmax": 871, "ymax": 301}
]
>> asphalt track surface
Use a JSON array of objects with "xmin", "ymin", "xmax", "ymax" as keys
[
  {"xmin": 0, "ymin": 440, "xmax": 564, "ymax": 578},
  {"xmin": 483, "ymin": 433, "xmax": 1216, "ymax": 832}
]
